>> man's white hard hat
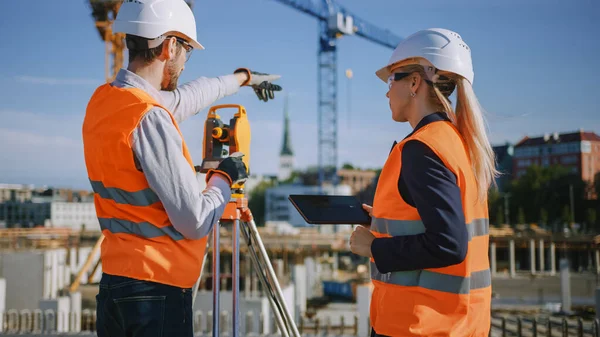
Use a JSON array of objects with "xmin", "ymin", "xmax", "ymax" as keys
[
  {"xmin": 376, "ymin": 28, "xmax": 473, "ymax": 85},
  {"xmin": 113, "ymin": 0, "xmax": 204, "ymax": 50}
]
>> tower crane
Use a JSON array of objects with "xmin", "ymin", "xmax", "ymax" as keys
[
  {"xmin": 87, "ymin": 0, "xmax": 194, "ymax": 83},
  {"xmin": 270, "ymin": 0, "xmax": 402, "ymax": 189}
]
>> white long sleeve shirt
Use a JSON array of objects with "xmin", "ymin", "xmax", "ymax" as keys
[{"xmin": 111, "ymin": 68, "xmax": 240, "ymax": 240}]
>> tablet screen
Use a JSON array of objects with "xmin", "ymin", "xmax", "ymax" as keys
[{"xmin": 288, "ymin": 194, "xmax": 372, "ymax": 225}]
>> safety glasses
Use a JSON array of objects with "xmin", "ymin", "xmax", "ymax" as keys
[
  {"xmin": 387, "ymin": 72, "xmax": 411, "ymax": 89},
  {"xmin": 172, "ymin": 36, "xmax": 193, "ymax": 62}
]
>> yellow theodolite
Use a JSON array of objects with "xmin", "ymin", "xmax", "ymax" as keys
[
  {"xmin": 196, "ymin": 104, "xmax": 251, "ymax": 198},
  {"xmin": 193, "ymin": 104, "xmax": 300, "ymax": 337}
]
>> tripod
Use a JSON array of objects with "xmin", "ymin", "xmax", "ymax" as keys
[{"xmin": 192, "ymin": 194, "xmax": 301, "ymax": 337}]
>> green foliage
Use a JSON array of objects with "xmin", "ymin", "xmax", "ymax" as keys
[
  {"xmin": 495, "ymin": 207, "xmax": 504, "ymax": 225},
  {"xmin": 562, "ymin": 205, "xmax": 571, "ymax": 224},
  {"xmin": 539, "ymin": 208, "xmax": 548, "ymax": 226},
  {"xmin": 488, "ymin": 164, "xmax": 590, "ymax": 231},
  {"xmin": 587, "ymin": 208, "xmax": 597, "ymax": 228},
  {"xmin": 518, "ymin": 207, "xmax": 526, "ymax": 225}
]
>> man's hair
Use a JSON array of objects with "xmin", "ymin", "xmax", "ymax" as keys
[{"xmin": 126, "ymin": 35, "xmax": 183, "ymax": 64}]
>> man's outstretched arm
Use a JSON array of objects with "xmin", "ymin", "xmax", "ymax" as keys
[{"xmin": 160, "ymin": 74, "xmax": 242, "ymax": 124}]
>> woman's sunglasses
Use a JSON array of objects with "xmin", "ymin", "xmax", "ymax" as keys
[{"xmin": 387, "ymin": 72, "xmax": 411, "ymax": 89}]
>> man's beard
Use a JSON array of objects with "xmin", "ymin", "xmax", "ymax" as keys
[{"xmin": 161, "ymin": 59, "xmax": 180, "ymax": 91}]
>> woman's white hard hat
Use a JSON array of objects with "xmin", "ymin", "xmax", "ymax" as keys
[
  {"xmin": 112, "ymin": 0, "xmax": 204, "ymax": 50},
  {"xmin": 376, "ymin": 28, "xmax": 474, "ymax": 85}
]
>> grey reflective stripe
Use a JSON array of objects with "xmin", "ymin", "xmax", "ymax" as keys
[
  {"xmin": 90, "ymin": 180, "xmax": 160, "ymax": 206},
  {"xmin": 371, "ymin": 263, "xmax": 491, "ymax": 294},
  {"xmin": 371, "ymin": 217, "xmax": 489, "ymax": 240},
  {"xmin": 99, "ymin": 218, "xmax": 185, "ymax": 241},
  {"xmin": 371, "ymin": 218, "xmax": 425, "ymax": 236},
  {"xmin": 467, "ymin": 218, "xmax": 489, "ymax": 240}
]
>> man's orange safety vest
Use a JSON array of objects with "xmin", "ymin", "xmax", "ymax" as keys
[
  {"xmin": 369, "ymin": 120, "xmax": 491, "ymax": 336},
  {"xmin": 82, "ymin": 83, "xmax": 206, "ymax": 289}
]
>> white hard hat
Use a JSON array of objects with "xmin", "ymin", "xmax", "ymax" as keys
[
  {"xmin": 113, "ymin": 0, "xmax": 204, "ymax": 50},
  {"xmin": 376, "ymin": 28, "xmax": 473, "ymax": 85}
]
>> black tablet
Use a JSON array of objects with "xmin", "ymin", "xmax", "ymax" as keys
[{"xmin": 288, "ymin": 194, "xmax": 372, "ymax": 225}]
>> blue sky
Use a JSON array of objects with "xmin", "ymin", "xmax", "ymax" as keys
[{"xmin": 0, "ymin": 0, "xmax": 598, "ymax": 190}]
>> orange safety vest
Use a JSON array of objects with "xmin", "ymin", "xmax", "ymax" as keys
[
  {"xmin": 369, "ymin": 120, "xmax": 491, "ymax": 336},
  {"xmin": 82, "ymin": 83, "xmax": 206, "ymax": 289}
]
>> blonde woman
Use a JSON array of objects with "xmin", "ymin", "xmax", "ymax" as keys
[{"xmin": 349, "ymin": 28, "xmax": 496, "ymax": 336}]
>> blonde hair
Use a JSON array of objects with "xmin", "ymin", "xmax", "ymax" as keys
[{"xmin": 398, "ymin": 64, "xmax": 499, "ymax": 201}]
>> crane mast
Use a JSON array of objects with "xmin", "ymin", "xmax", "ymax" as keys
[{"xmin": 272, "ymin": 0, "xmax": 402, "ymax": 190}]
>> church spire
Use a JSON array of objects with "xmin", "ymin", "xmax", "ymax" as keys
[{"xmin": 280, "ymin": 94, "xmax": 293, "ymax": 156}]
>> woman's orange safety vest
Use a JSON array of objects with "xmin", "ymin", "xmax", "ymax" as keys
[
  {"xmin": 370, "ymin": 120, "xmax": 491, "ymax": 336},
  {"xmin": 82, "ymin": 83, "xmax": 206, "ymax": 289}
]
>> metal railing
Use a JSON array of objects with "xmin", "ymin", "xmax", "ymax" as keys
[
  {"xmin": 1, "ymin": 309, "xmax": 598, "ymax": 337},
  {"xmin": 0, "ymin": 309, "xmax": 362, "ymax": 336},
  {"xmin": 491, "ymin": 315, "xmax": 600, "ymax": 337}
]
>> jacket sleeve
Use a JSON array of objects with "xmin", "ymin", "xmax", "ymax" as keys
[
  {"xmin": 131, "ymin": 107, "xmax": 231, "ymax": 240},
  {"xmin": 370, "ymin": 140, "xmax": 468, "ymax": 273},
  {"xmin": 160, "ymin": 75, "xmax": 240, "ymax": 124}
]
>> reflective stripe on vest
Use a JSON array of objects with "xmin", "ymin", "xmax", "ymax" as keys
[
  {"xmin": 370, "ymin": 265, "xmax": 491, "ymax": 294},
  {"xmin": 98, "ymin": 218, "xmax": 185, "ymax": 241},
  {"xmin": 89, "ymin": 180, "xmax": 160, "ymax": 206},
  {"xmin": 89, "ymin": 179, "xmax": 183, "ymax": 241},
  {"xmin": 371, "ymin": 217, "xmax": 489, "ymax": 239}
]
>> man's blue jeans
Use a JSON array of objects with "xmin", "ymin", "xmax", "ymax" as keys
[{"xmin": 96, "ymin": 273, "xmax": 194, "ymax": 337}]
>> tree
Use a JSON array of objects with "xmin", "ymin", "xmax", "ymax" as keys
[
  {"xmin": 586, "ymin": 208, "xmax": 597, "ymax": 233},
  {"xmin": 540, "ymin": 208, "xmax": 548, "ymax": 228},
  {"xmin": 495, "ymin": 207, "xmax": 504, "ymax": 226},
  {"xmin": 518, "ymin": 207, "xmax": 526, "ymax": 225},
  {"xmin": 342, "ymin": 163, "xmax": 355, "ymax": 170},
  {"xmin": 507, "ymin": 164, "xmax": 586, "ymax": 226},
  {"xmin": 562, "ymin": 205, "xmax": 571, "ymax": 225},
  {"xmin": 248, "ymin": 180, "xmax": 276, "ymax": 227},
  {"xmin": 487, "ymin": 188, "xmax": 503, "ymax": 225}
]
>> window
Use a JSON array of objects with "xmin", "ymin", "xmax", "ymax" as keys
[
  {"xmin": 581, "ymin": 141, "xmax": 592, "ymax": 153},
  {"xmin": 561, "ymin": 155, "xmax": 578, "ymax": 165}
]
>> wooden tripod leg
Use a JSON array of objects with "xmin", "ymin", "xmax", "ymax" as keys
[
  {"xmin": 87, "ymin": 258, "xmax": 102, "ymax": 284},
  {"xmin": 69, "ymin": 234, "xmax": 104, "ymax": 293}
]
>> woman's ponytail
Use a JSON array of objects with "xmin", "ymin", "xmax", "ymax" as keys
[{"xmin": 449, "ymin": 77, "xmax": 499, "ymax": 201}]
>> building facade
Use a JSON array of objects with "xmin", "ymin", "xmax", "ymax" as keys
[
  {"xmin": 0, "ymin": 184, "xmax": 99, "ymax": 230},
  {"xmin": 0, "ymin": 201, "xmax": 51, "ymax": 228},
  {"xmin": 50, "ymin": 202, "xmax": 100, "ymax": 231},
  {"xmin": 513, "ymin": 130, "xmax": 600, "ymax": 182},
  {"xmin": 0, "ymin": 184, "xmax": 34, "ymax": 203},
  {"xmin": 336, "ymin": 169, "xmax": 377, "ymax": 195}
]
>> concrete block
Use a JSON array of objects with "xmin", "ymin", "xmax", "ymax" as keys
[
  {"xmin": 304, "ymin": 257, "xmax": 315, "ymax": 299},
  {"xmin": 1, "ymin": 251, "xmax": 45, "ymax": 310},
  {"xmin": 357, "ymin": 285, "xmax": 372, "ymax": 337},
  {"xmin": 69, "ymin": 292, "xmax": 82, "ymax": 332},
  {"xmin": 292, "ymin": 264, "xmax": 307, "ymax": 322},
  {"xmin": 0, "ymin": 278, "xmax": 6, "ymax": 332},
  {"xmin": 560, "ymin": 258, "xmax": 571, "ymax": 313},
  {"xmin": 39, "ymin": 296, "xmax": 70, "ymax": 332},
  {"xmin": 596, "ymin": 287, "xmax": 600, "ymax": 320}
]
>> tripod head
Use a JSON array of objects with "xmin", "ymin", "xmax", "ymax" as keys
[{"xmin": 197, "ymin": 104, "xmax": 251, "ymax": 196}]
